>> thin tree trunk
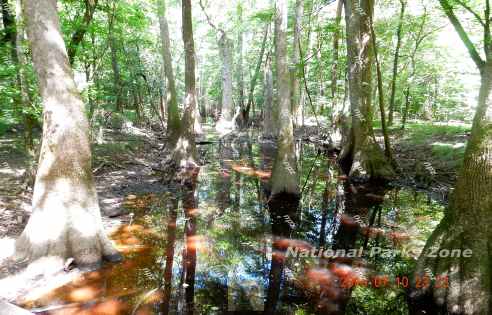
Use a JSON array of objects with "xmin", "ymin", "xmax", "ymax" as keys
[
  {"xmin": 158, "ymin": 0, "xmax": 180, "ymax": 137},
  {"xmin": 236, "ymin": 3, "xmax": 245, "ymax": 111},
  {"xmin": 243, "ymin": 23, "xmax": 269, "ymax": 127},
  {"xmin": 330, "ymin": 0, "xmax": 343, "ymax": 125},
  {"xmin": 16, "ymin": 0, "xmax": 121, "ymax": 269},
  {"xmin": 369, "ymin": 12, "xmax": 394, "ymax": 163},
  {"xmin": 1, "ymin": 0, "xmax": 16, "ymax": 60},
  {"xmin": 263, "ymin": 54, "xmax": 276, "ymax": 138},
  {"xmin": 388, "ymin": 0, "xmax": 406, "ymax": 126},
  {"xmin": 291, "ymin": 0, "xmax": 303, "ymax": 126},
  {"xmin": 107, "ymin": 5, "xmax": 123, "ymax": 112},
  {"xmin": 67, "ymin": 0, "xmax": 98, "ymax": 65}
]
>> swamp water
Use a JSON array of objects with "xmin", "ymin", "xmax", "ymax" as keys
[{"xmin": 24, "ymin": 138, "xmax": 444, "ymax": 315}]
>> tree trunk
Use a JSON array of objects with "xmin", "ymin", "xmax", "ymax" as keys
[
  {"xmin": 215, "ymin": 33, "xmax": 235, "ymax": 132},
  {"xmin": 388, "ymin": 0, "xmax": 405, "ymax": 126},
  {"xmin": 16, "ymin": 0, "xmax": 121, "ymax": 269},
  {"xmin": 243, "ymin": 23, "xmax": 269, "ymax": 128},
  {"xmin": 271, "ymin": 0, "xmax": 299, "ymax": 196},
  {"xmin": 67, "ymin": 0, "xmax": 98, "ymax": 65},
  {"xmin": 330, "ymin": 0, "xmax": 343, "ymax": 125},
  {"xmin": 1, "ymin": 0, "xmax": 16, "ymax": 60},
  {"xmin": 401, "ymin": 86, "xmax": 410, "ymax": 129},
  {"xmin": 182, "ymin": 0, "xmax": 201, "ymax": 136},
  {"xmin": 339, "ymin": 0, "xmax": 395, "ymax": 181},
  {"xmin": 108, "ymin": 6, "xmax": 123, "ymax": 112},
  {"xmin": 236, "ymin": 3, "xmax": 245, "ymax": 111},
  {"xmin": 369, "ymin": 10, "xmax": 394, "ymax": 164},
  {"xmin": 263, "ymin": 54, "xmax": 276, "ymax": 138},
  {"xmin": 410, "ymin": 62, "xmax": 492, "ymax": 315},
  {"xmin": 158, "ymin": 0, "xmax": 180, "ymax": 137},
  {"xmin": 168, "ymin": 0, "xmax": 199, "ymax": 176},
  {"xmin": 291, "ymin": 0, "xmax": 303, "ymax": 127}
]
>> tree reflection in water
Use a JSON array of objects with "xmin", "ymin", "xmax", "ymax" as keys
[{"xmin": 23, "ymin": 139, "xmax": 444, "ymax": 315}]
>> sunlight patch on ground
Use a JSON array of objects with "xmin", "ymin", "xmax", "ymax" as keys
[{"xmin": 431, "ymin": 142, "xmax": 466, "ymax": 149}]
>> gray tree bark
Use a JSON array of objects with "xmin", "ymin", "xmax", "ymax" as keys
[
  {"xmin": 16, "ymin": 0, "xmax": 121, "ymax": 269},
  {"xmin": 270, "ymin": 0, "xmax": 299, "ymax": 196}
]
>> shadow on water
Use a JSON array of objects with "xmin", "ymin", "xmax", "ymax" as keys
[{"xmin": 24, "ymin": 136, "xmax": 445, "ymax": 315}]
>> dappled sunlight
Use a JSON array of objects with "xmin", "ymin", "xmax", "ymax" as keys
[{"xmin": 231, "ymin": 163, "xmax": 272, "ymax": 180}]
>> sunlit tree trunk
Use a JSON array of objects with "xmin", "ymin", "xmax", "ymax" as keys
[
  {"xmin": 339, "ymin": 0, "xmax": 395, "ymax": 181},
  {"xmin": 270, "ymin": 0, "xmax": 299, "ymax": 197},
  {"xmin": 15, "ymin": 0, "xmax": 121, "ymax": 269},
  {"xmin": 410, "ymin": 1, "xmax": 492, "ymax": 313},
  {"xmin": 388, "ymin": 0, "xmax": 405, "ymax": 126},
  {"xmin": 158, "ymin": 0, "xmax": 180, "ymax": 138},
  {"xmin": 216, "ymin": 33, "xmax": 235, "ymax": 132}
]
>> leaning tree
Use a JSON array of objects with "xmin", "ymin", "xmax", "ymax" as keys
[
  {"xmin": 15, "ymin": 0, "xmax": 122, "ymax": 269},
  {"xmin": 410, "ymin": 1, "xmax": 492, "ymax": 314}
]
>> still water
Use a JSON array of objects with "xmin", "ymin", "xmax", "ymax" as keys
[{"xmin": 25, "ymin": 137, "xmax": 444, "ymax": 315}]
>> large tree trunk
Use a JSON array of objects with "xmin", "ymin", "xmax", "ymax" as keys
[
  {"xmin": 388, "ymin": 0, "xmax": 405, "ymax": 126},
  {"xmin": 410, "ymin": 62, "xmax": 492, "ymax": 315},
  {"xmin": 291, "ymin": 0, "xmax": 303, "ymax": 127},
  {"xmin": 16, "ymin": 0, "xmax": 121, "ymax": 269},
  {"xmin": 158, "ymin": 0, "xmax": 180, "ymax": 137},
  {"xmin": 339, "ymin": 0, "xmax": 395, "ymax": 181},
  {"xmin": 168, "ymin": 0, "xmax": 198, "ymax": 178},
  {"xmin": 270, "ymin": 0, "xmax": 299, "ymax": 197}
]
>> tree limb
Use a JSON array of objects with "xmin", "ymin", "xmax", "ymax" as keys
[
  {"xmin": 439, "ymin": 0, "xmax": 484, "ymax": 69},
  {"xmin": 455, "ymin": 0, "xmax": 485, "ymax": 26},
  {"xmin": 198, "ymin": 0, "xmax": 225, "ymax": 38}
]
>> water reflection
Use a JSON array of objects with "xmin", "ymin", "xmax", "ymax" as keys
[{"xmin": 24, "ymin": 138, "xmax": 444, "ymax": 315}]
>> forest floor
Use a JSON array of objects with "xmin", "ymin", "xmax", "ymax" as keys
[
  {"xmin": 388, "ymin": 120, "xmax": 470, "ymax": 201},
  {"xmin": 0, "ymin": 119, "xmax": 470, "ymax": 305}
]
